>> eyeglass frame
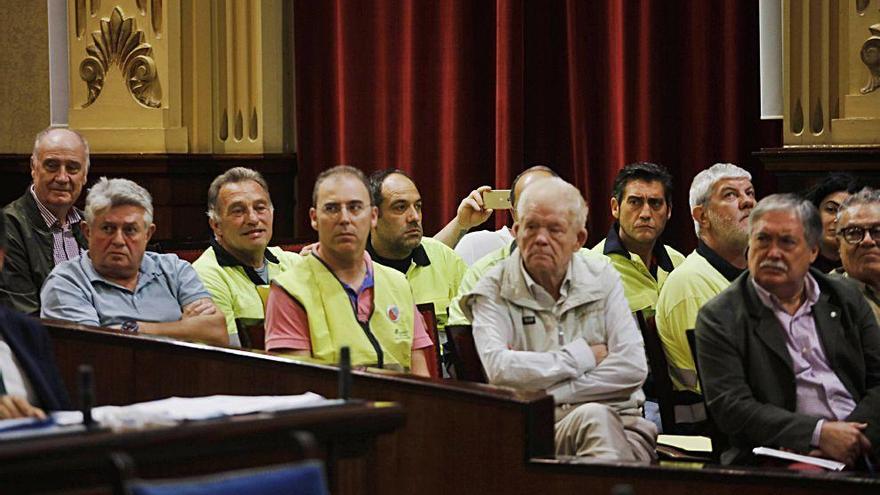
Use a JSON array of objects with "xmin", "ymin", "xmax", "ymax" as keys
[{"xmin": 836, "ymin": 224, "xmax": 880, "ymax": 245}]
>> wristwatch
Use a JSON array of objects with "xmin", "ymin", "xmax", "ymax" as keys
[{"xmin": 121, "ymin": 319, "xmax": 140, "ymax": 334}]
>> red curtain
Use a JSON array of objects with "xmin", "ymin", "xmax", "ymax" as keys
[{"xmin": 293, "ymin": 0, "xmax": 780, "ymax": 251}]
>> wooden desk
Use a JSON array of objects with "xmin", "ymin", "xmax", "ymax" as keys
[
  {"xmin": 46, "ymin": 321, "xmax": 879, "ymax": 495},
  {"xmin": 0, "ymin": 400, "xmax": 403, "ymax": 494}
]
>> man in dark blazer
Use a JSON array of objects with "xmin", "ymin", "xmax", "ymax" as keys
[
  {"xmin": 0, "ymin": 210, "xmax": 70, "ymax": 419},
  {"xmin": 696, "ymin": 193, "xmax": 880, "ymax": 467}
]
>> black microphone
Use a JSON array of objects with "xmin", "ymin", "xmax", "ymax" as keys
[
  {"xmin": 338, "ymin": 346, "xmax": 351, "ymax": 401},
  {"xmin": 78, "ymin": 364, "xmax": 95, "ymax": 428}
]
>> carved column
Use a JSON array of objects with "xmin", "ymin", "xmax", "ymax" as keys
[
  {"xmin": 67, "ymin": 0, "xmax": 187, "ymax": 152},
  {"xmin": 66, "ymin": 0, "xmax": 288, "ymax": 154},
  {"xmin": 783, "ymin": 0, "xmax": 880, "ymax": 146}
]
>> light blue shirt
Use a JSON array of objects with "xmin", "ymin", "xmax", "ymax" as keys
[{"xmin": 40, "ymin": 251, "xmax": 210, "ymax": 327}]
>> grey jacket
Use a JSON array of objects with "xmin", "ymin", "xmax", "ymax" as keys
[{"xmin": 1, "ymin": 191, "xmax": 88, "ymax": 315}]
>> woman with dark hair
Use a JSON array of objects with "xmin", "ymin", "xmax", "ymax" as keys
[{"xmin": 803, "ymin": 173, "xmax": 859, "ymax": 273}]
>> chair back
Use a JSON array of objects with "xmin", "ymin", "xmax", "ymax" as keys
[
  {"xmin": 634, "ymin": 311, "xmax": 705, "ymax": 434},
  {"xmin": 686, "ymin": 328, "xmax": 726, "ymax": 461},
  {"xmin": 416, "ymin": 303, "xmax": 442, "ymax": 378},
  {"xmin": 236, "ymin": 318, "xmax": 266, "ymax": 351},
  {"xmin": 444, "ymin": 325, "xmax": 488, "ymax": 383},
  {"xmin": 122, "ymin": 460, "xmax": 329, "ymax": 495}
]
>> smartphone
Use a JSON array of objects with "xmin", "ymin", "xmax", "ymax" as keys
[{"xmin": 482, "ymin": 189, "xmax": 512, "ymax": 210}]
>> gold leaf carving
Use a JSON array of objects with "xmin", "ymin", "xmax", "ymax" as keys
[
  {"xmin": 860, "ymin": 24, "xmax": 880, "ymax": 94},
  {"xmin": 856, "ymin": 0, "xmax": 869, "ymax": 14},
  {"xmin": 78, "ymin": 6, "xmax": 162, "ymax": 108},
  {"xmin": 136, "ymin": 0, "xmax": 147, "ymax": 15},
  {"xmin": 90, "ymin": 0, "xmax": 100, "ymax": 16},
  {"xmin": 76, "ymin": 0, "xmax": 86, "ymax": 37}
]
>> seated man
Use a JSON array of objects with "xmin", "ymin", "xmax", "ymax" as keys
[
  {"xmin": 591, "ymin": 162, "xmax": 684, "ymax": 315},
  {"xmin": 0, "ymin": 212, "xmax": 70, "ymax": 419},
  {"xmin": 1, "ymin": 127, "xmax": 90, "ymax": 315},
  {"xmin": 193, "ymin": 167, "xmax": 301, "ymax": 346},
  {"xmin": 366, "ymin": 169, "xmax": 468, "ymax": 330},
  {"xmin": 656, "ymin": 162, "xmax": 755, "ymax": 395},
  {"xmin": 833, "ymin": 187, "xmax": 880, "ymax": 323},
  {"xmin": 447, "ymin": 166, "xmax": 562, "ymax": 326},
  {"xmin": 264, "ymin": 166, "xmax": 431, "ymax": 376},
  {"xmin": 697, "ymin": 194, "xmax": 880, "ymax": 467},
  {"xmin": 40, "ymin": 178, "xmax": 228, "ymax": 346},
  {"xmin": 453, "ymin": 165, "xmax": 557, "ymax": 266},
  {"xmin": 461, "ymin": 177, "xmax": 655, "ymax": 461}
]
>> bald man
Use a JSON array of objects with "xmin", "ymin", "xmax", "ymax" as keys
[{"xmin": 1, "ymin": 127, "xmax": 90, "ymax": 315}]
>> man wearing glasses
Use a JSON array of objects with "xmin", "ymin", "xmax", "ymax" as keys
[
  {"xmin": 833, "ymin": 187, "xmax": 880, "ymax": 324},
  {"xmin": 264, "ymin": 166, "xmax": 432, "ymax": 376}
]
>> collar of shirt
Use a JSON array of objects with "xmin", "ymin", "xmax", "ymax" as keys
[
  {"xmin": 696, "ymin": 240, "xmax": 745, "ymax": 282},
  {"xmin": 210, "ymin": 236, "xmax": 278, "ymax": 285},
  {"xmin": 519, "ymin": 257, "xmax": 573, "ymax": 308},
  {"xmin": 313, "ymin": 248, "xmax": 375, "ymax": 314},
  {"xmin": 602, "ymin": 221, "xmax": 674, "ymax": 273},
  {"xmin": 751, "ymin": 272, "xmax": 821, "ymax": 316},
  {"xmin": 366, "ymin": 237, "xmax": 431, "ymax": 274},
  {"xmin": 81, "ymin": 250, "xmax": 161, "ymax": 293},
  {"xmin": 29, "ymin": 185, "xmax": 81, "ymax": 229}
]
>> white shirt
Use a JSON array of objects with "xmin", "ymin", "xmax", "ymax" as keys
[
  {"xmin": 0, "ymin": 334, "xmax": 38, "ymax": 405},
  {"xmin": 454, "ymin": 227, "xmax": 514, "ymax": 266}
]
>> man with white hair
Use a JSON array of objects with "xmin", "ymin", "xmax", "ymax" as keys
[
  {"xmin": 832, "ymin": 187, "xmax": 880, "ymax": 324},
  {"xmin": 655, "ymin": 163, "xmax": 755, "ymax": 400},
  {"xmin": 461, "ymin": 177, "xmax": 654, "ymax": 461},
  {"xmin": 1, "ymin": 127, "xmax": 90, "ymax": 315},
  {"xmin": 696, "ymin": 194, "xmax": 880, "ymax": 467},
  {"xmin": 40, "ymin": 178, "xmax": 228, "ymax": 346}
]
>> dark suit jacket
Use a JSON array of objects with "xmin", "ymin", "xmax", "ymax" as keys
[
  {"xmin": 1, "ymin": 191, "xmax": 88, "ymax": 315},
  {"xmin": 696, "ymin": 269, "xmax": 880, "ymax": 465},
  {"xmin": 0, "ymin": 305, "xmax": 71, "ymax": 410}
]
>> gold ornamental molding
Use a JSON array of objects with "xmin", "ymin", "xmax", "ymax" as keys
[
  {"xmin": 79, "ymin": 6, "xmax": 161, "ymax": 108},
  {"xmin": 860, "ymin": 24, "xmax": 880, "ymax": 95}
]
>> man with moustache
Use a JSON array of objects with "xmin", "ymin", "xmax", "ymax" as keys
[
  {"xmin": 264, "ymin": 166, "xmax": 431, "ymax": 376},
  {"xmin": 696, "ymin": 194, "xmax": 880, "ymax": 467},
  {"xmin": 366, "ymin": 169, "xmax": 468, "ymax": 330},
  {"xmin": 591, "ymin": 162, "xmax": 685, "ymax": 315},
  {"xmin": 832, "ymin": 188, "xmax": 880, "ymax": 323},
  {"xmin": 193, "ymin": 167, "xmax": 301, "ymax": 346},
  {"xmin": 1, "ymin": 127, "xmax": 90, "ymax": 315},
  {"xmin": 656, "ymin": 163, "xmax": 755, "ymax": 398}
]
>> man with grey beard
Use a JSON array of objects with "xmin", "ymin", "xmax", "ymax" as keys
[{"xmin": 655, "ymin": 163, "xmax": 755, "ymax": 413}]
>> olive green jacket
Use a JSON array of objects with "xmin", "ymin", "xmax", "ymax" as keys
[{"xmin": 1, "ymin": 191, "xmax": 88, "ymax": 315}]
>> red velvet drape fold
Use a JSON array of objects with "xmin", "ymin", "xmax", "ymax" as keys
[{"xmin": 293, "ymin": 0, "xmax": 779, "ymax": 251}]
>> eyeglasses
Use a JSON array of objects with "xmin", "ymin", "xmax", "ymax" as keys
[{"xmin": 837, "ymin": 224, "xmax": 880, "ymax": 245}]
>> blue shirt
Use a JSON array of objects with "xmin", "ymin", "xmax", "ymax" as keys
[{"xmin": 40, "ymin": 251, "xmax": 210, "ymax": 327}]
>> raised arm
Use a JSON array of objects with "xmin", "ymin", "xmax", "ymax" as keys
[{"xmin": 433, "ymin": 186, "xmax": 492, "ymax": 248}]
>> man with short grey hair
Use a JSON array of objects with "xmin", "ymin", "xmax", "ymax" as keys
[
  {"xmin": 696, "ymin": 193, "xmax": 880, "ymax": 467},
  {"xmin": 833, "ymin": 187, "xmax": 880, "ymax": 324},
  {"xmin": 40, "ymin": 178, "xmax": 228, "ymax": 346},
  {"xmin": 1, "ymin": 127, "xmax": 90, "ymax": 315},
  {"xmin": 461, "ymin": 177, "xmax": 655, "ymax": 461},
  {"xmin": 193, "ymin": 167, "xmax": 301, "ymax": 345},
  {"xmin": 655, "ymin": 163, "xmax": 755, "ymax": 399}
]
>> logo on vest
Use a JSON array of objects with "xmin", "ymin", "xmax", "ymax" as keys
[{"xmin": 387, "ymin": 304, "xmax": 400, "ymax": 322}]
